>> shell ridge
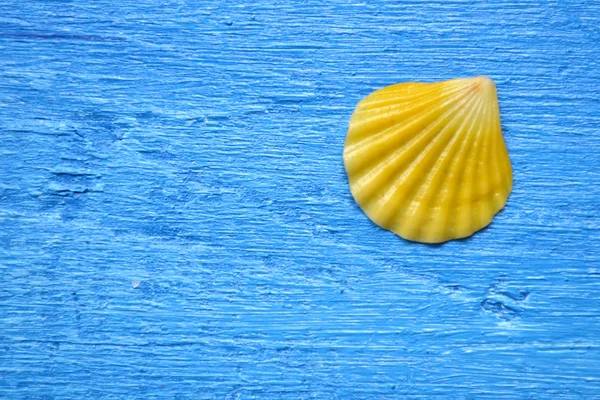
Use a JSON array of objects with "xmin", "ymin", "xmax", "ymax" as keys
[
  {"xmin": 454, "ymin": 90, "xmax": 487, "ymax": 237},
  {"xmin": 361, "ymin": 79, "xmax": 462, "ymax": 101},
  {"xmin": 352, "ymin": 90, "xmax": 476, "ymax": 214},
  {"xmin": 344, "ymin": 88, "xmax": 471, "ymax": 177},
  {"xmin": 463, "ymin": 94, "xmax": 492, "ymax": 234},
  {"xmin": 369, "ymin": 91, "xmax": 478, "ymax": 228},
  {"xmin": 356, "ymin": 81, "xmax": 464, "ymax": 113},
  {"xmin": 348, "ymin": 83, "xmax": 469, "ymax": 138},
  {"xmin": 356, "ymin": 83, "xmax": 441, "ymax": 111},
  {"xmin": 364, "ymin": 81, "xmax": 429, "ymax": 97},
  {"xmin": 346, "ymin": 94, "xmax": 453, "ymax": 156},
  {"xmin": 391, "ymin": 92, "xmax": 480, "ymax": 239},
  {"xmin": 347, "ymin": 85, "xmax": 467, "ymax": 153},
  {"xmin": 487, "ymin": 96, "xmax": 511, "ymax": 212},
  {"xmin": 411, "ymin": 94, "xmax": 486, "ymax": 242},
  {"xmin": 488, "ymin": 95, "xmax": 506, "ymax": 212},
  {"xmin": 443, "ymin": 96, "xmax": 486, "ymax": 239},
  {"xmin": 496, "ymin": 100, "xmax": 513, "ymax": 193},
  {"xmin": 473, "ymin": 95, "xmax": 495, "ymax": 230}
]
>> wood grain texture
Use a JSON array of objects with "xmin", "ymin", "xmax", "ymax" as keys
[{"xmin": 1, "ymin": 1, "xmax": 599, "ymax": 398}]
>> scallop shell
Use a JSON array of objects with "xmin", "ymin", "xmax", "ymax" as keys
[{"xmin": 343, "ymin": 76, "xmax": 512, "ymax": 243}]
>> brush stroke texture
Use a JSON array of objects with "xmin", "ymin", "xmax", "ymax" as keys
[{"xmin": 1, "ymin": 0, "xmax": 600, "ymax": 399}]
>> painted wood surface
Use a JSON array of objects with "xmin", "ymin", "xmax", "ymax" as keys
[{"xmin": 1, "ymin": 1, "xmax": 599, "ymax": 398}]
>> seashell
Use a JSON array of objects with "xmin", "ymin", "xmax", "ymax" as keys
[{"xmin": 343, "ymin": 76, "xmax": 512, "ymax": 243}]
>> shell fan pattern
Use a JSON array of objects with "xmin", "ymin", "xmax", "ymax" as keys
[{"xmin": 343, "ymin": 76, "xmax": 512, "ymax": 243}]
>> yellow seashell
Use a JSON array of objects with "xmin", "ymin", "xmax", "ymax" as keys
[{"xmin": 343, "ymin": 76, "xmax": 513, "ymax": 243}]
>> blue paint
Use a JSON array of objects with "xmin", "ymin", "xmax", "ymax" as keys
[{"xmin": 1, "ymin": 0, "xmax": 599, "ymax": 398}]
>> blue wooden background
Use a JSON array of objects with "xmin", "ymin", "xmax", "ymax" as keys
[{"xmin": 1, "ymin": 1, "xmax": 599, "ymax": 399}]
